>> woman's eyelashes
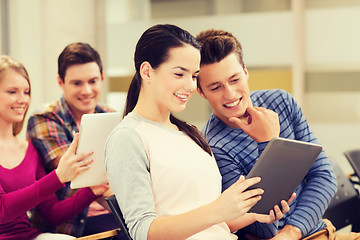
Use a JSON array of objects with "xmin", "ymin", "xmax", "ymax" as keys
[{"xmin": 174, "ymin": 72, "xmax": 198, "ymax": 81}]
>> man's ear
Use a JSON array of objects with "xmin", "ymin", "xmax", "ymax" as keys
[
  {"xmin": 243, "ymin": 65, "xmax": 249, "ymax": 80},
  {"xmin": 197, "ymin": 87, "xmax": 206, "ymax": 99},
  {"xmin": 57, "ymin": 75, "xmax": 64, "ymax": 89},
  {"xmin": 140, "ymin": 61, "xmax": 152, "ymax": 84},
  {"xmin": 101, "ymin": 71, "xmax": 105, "ymax": 81}
]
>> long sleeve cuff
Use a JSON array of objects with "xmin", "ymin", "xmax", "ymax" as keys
[{"xmin": 257, "ymin": 141, "xmax": 269, "ymax": 155}]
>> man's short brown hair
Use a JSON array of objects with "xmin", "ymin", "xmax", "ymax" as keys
[
  {"xmin": 196, "ymin": 29, "xmax": 245, "ymax": 91},
  {"xmin": 58, "ymin": 42, "xmax": 103, "ymax": 82}
]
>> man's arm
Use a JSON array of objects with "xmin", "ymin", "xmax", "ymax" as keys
[
  {"xmin": 279, "ymin": 91, "xmax": 337, "ymax": 238},
  {"xmin": 284, "ymin": 151, "xmax": 337, "ymax": 237},
  {"xmin": 236, "ymin": 90, "xmax": 337, "ymax": 238}
]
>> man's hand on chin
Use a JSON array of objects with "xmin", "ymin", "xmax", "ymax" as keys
[{"xmin": 229, "ymin": 106, "xmax": 280, "ymax": 142}]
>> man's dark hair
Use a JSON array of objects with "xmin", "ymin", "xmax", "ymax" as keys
[
  {"xmin": 196, "ymin": 29, "xmax": 245, "ymax": 92},
  {"xmin": 58, "ymin": 42, "xmax": 103, "ymax": 82}
]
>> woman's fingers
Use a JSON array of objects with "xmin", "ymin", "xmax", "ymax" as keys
[
  {"xmin": 73, "ymin": 151, "xmax": 94, "ymax": 163},
  {"xmin": 242, "ymin": 195, "xmax": 262, "ymax": 212},
  {"xmin": 231, "ymin": 176, "xmax": 264, "ymax": 209},
  {"xmin": 77, "ymin": 158, "xmax": 93, "ymax": 168},
  {"xmin": 56, "ymin": 135, "xmax": 96, "ymax": 183},
  {"xmin": 218, "ymin": 176, "xmax": 264, "ymax": 221},
  {"xmin": 68, "ymin": 133, "xmax": 80, "ymax": 153},
  {"xmin": 240, "ymin": 188, "xmax": 264, "ymax": 202},
  {"xmin": 233, "ymin": 176, "xmax": 261, "ymax": 193}
]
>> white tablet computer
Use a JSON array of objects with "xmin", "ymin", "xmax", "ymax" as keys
[
  {"xmin": 70, "ymin": 112, "xmax": 122, "ymax": 189},
  {"xmin": 246, "ymin": 137, "xmax": 322, "ymax": 214}
]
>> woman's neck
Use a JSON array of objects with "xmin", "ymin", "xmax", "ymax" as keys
[
  {"xmin": 133, "ymin": 99, "xmax": 178, "ymax": 131},
  {"xmin": 133, "ymin": 106, "xmax": 169, "ymax": 125},
  {"xmin": 0, "ymin": 131, "xmax": 28, "ymax": 169},
  {"xmin": 0, "ymin": 121, "xmax": 16, "ymax": 141}
]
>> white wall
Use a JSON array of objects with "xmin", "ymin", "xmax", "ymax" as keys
[
  {"xmin": 0, "ymin": 1, "xmax": 5, "ymax": 54},
  {"xmin": 105, "ymin": 4, "xmax": 360, "ymax": 175},
  {"xmin": 8, "ymin": 0, "xmax": 43, "ymax": 120},
  {"xmin": 106, "ymin": 11, "xmax": 294, "ymax": 77},
  {"xmin": 106, "ymin": 6, "xmax": 360, "ymax": 74},
  {"xmin": 311, "ymin": 123, "xmax": 360, "ymax": 174},
  {"xmin": 306, "ymin": 7, "xmax": 360, "ymax": 69},
  {"xmin": 8, "ymin": 0, "xmax": 106, "ymax": 138}
]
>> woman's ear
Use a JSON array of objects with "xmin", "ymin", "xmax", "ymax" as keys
[{"xmin": 140, "ymin": 61, "xmax": 152, "ymax": 84}]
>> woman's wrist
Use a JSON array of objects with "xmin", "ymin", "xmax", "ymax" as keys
[{"xmin": 54, "ymin": 168, "xmax": 65, "ymax": 184}]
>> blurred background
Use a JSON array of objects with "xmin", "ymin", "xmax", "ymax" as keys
[{"xmin": 1, "ymin": 0, "xmax": 360, "ymax": 175}]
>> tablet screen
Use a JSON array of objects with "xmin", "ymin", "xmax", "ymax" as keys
[{"xmin": 246, "ymin": 137, "xmax": 322, "ymax": 214}]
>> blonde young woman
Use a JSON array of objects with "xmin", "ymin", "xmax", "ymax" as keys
[
  {"xmin": 0, "ymin": 55, "xmax": 108, "ymax": 240},
  {"xmin": 104, "ymin": 24, "xmax": 295, "ymax": 240}
]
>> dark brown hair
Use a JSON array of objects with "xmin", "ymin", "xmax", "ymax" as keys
[
  {"xmin": 58, "ymin": 42, "xmax": 103, "ymax": 82},
  {"xmin": 124, "ymin": 24, "xmax": 212, "ymax": 156},
  {"xmin": 0, "ymin": 55, "xmax": 31, "ymax": 136},
  {"xmin": 196, "ymin": 29, "xmax": 245, "ymax": 91}
]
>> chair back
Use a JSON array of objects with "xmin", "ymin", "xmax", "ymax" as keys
[
  {"xmin": 105, "ymin": 195, "xmax": 133, "ymax": 240},
  {"xmin": 323, "ymin": 158, "xmax": 359, "ymax": 231},
  {"xmin": 75, "ymin": 228, "xmax": 120, "ymax": 240},
  {"xmin": 344, "ymin": 149, "xmax": 360, "ymax": 179}
]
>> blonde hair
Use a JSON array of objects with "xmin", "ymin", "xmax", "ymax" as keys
[{"xmin": 0, "ymin": 55, "xmax": 31, "ymax": 136}]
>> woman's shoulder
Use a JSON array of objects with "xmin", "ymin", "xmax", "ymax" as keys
[
  {"xmin": 24, "ymin": 140, "xmax": 37, "ymax": 154},
  {"xmin": 106, "ymin": 117, "xmax": 143, "ymax": 150},
  {"xmin": 20, "ymin": 139, "xmax": 29, "ymax": 150},
  {"xmin": 14, "ymin": 138, "xmax": 33, "ymax": 161},
  {"xmin": 23, "ymin": 140, "xmax": 42, "ymax": 164}
]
